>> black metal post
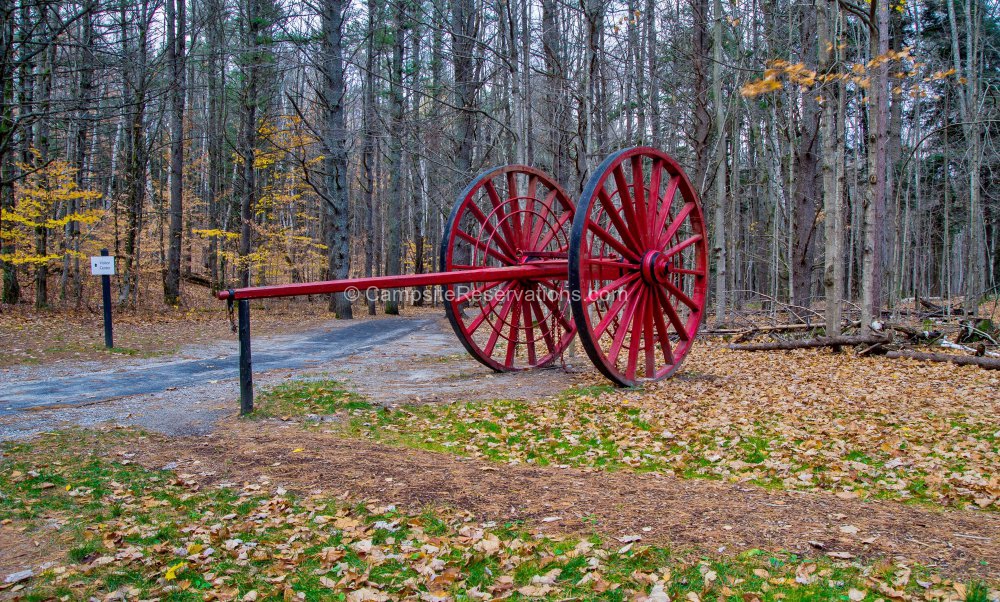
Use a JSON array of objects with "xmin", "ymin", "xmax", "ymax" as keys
[
  {"xmin": 100, "ymin": 249, "xmax": 113, "ymax": 348},
  {"xmin": 237, "ymin": 299, "xmax": 253, "ymax": 414}
]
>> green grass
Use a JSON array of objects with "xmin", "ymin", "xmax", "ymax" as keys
[
  {"xmin": 251, "ymin": 378, "xmax": 371, "ymax": 418},
  {"xmin": 311, "ymin": 384, "xmax": 1000, "ymax": 511},
  {"xmin": 1, "ymin": 429, "xmax": 995, "ymax": 601}
]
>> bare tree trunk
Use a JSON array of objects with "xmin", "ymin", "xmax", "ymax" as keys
[
  {"xmin": 384, "ymin": 0, "xmax": 406, "ymax": 315},
  {"xmin": 791, "ymin": 4, "xmax": 820, "ymax": 309},
  {"xmin": 235, "ymin": 0, "xmax": 262, "ymax": 288},
  {"xmin": 68, "ymin": 0, "xmax": 95, "ymax": 304},
  {"xmin": 862, "ymin": 0, "xmax": 889, "ymax": 331},
  {"xmin": 451, "ymin": 0, "xmax": 478, "ymax": 186},
  {"xmin": 947, "ymin": 0, "xmax": 984, "ymax": 315},
  {"xmin": 321, "ymin": 0, "xmax": 352, "ymax": 318},
  {"xmin": 820, "ymin": 0, "xmax": 844, "ymax": 336},
  {"xmin": 205, "ymin": 0, "xmax": 225, "ymax": 290},
  {"xmin": 409, "ymin": 14, "xmax": 427, "ymax": 306},
  {"xmin": 33, "ymin": 5, "xmax": 52, "ymax": 309},
  {"xmin": 0, "ymin": 0, "xmax": 20, "ymax": 304},
  {"xmin": 120, "ymin": 0, "xmax": 152, "ymax": 307},
  {"xmin": 690, "ymin": 0, "xmax": 711, "ymax": 194},
  {"xmin": 540, "ymin": 0, "xmax": 568, "ymax": 185},
  {"xmin": 361, "ymin": 0, "xmax": 379, "ymax": 315},
  {"xmin": 164, "ymin": 0, "xmax": 186, "ymax": 305},
  {"xmin": 711, "ymin": 0, "xmax": 726, "ymax": 323}
]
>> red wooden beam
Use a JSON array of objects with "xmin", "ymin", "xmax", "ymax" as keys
[{"xmin": 217, "ymin": 261, "xmax": 570, "ymax": 301}]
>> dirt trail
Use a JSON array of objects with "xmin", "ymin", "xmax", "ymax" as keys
[
  {"xmin": 1, "ymin": 316, "xmax": 587, "ymax": 440},
  {"xmin": 137, "ymin": 419, "xmax": 1000, "ymax": 581}
]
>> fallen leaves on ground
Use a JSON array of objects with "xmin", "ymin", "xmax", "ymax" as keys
[
  {"xmin": 3, "ymin": 429, "xmax": 997, "ymax": 600},
  {"xmin": 310, "ymin": 341, "xmax": 1000, "ymax": 510}
]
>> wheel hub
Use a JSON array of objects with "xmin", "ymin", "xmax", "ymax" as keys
[{"xmin": 639, "ymin": 251, "xmax": 671, "ymax": 285}]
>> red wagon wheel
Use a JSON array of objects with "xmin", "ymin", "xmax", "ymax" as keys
[
  {"xmin": 568, "ymin": 147, "xmax": 708, "ymax": 386},
  {"xmin": 441, "ymin": 165, "xmax": 577, "ymax": 372}
]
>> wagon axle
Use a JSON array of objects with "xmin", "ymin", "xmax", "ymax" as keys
[{"xmin": 219, "ymin": 147, "xmax": 708, "ymax": 413}]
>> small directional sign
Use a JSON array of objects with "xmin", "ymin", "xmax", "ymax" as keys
[{"xmin": 90, "ymin": 255, "xmax": 115, "ymax": 276}]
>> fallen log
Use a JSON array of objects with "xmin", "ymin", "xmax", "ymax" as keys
[
  {"xmin": 183, "ymin": 273, "xmax": 214, "ymax": 289},
  {"xmin": 885, "ymin": 350, "xmax": 1000, "ymax": 370},
  {"xmin": 710, "ymin": 323, "xmax": 816, "ymax": 335},
  {"xmin": 728, "ymin": 334, "xmax": 891, "ymax": 351},
  {"xmin": 917, "ymin": 296, "xmax": 965, "ymax": 317}
]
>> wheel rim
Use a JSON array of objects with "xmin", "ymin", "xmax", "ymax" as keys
[
  {"xmin": 441, "ymin": 165, "xmax": 576, "ymax": 371},
  {"xmin": 569, "ymin": 147, "xmax": 708, "ymax": 386}
]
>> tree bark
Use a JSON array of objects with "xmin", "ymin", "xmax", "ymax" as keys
[
  {"xmin": 164, "ymin": 0, "xmax": 186, "ymax": 305},
  {"xmin": 729, "ymin": 334, "xmax": 891, "ymax": 351},
  {"xmin": 384, "ymin": 0, "xmax": 406, "ymax": 315},
  {"xmin": 711, "ymin": 0, "xmax": 726, "ymax": 323},
  {"xmin": 361, "ymin": 0, "xmax": 379, "ymax": 315},
  {"xmin": 321, "ymin": 0, "xmax": 352, "ymax": 318},
  {"xmin": 690, "ymin": 0, "xmax": 711, "ymax": 193},
  {"xmin": 0, "ymin": 0, "xmax": 20, "ymax": 304},
  {"xmin": 791, "ymin": 4, "xmax": 820, "ymax": 309},
  {"xmin": 235, "ymin": 0, "xmax": 263, "ymax": 288},
  {"xmin": 820, "ymin": 0, "xmax": 844, "ymax": 336},
  {"xmin": 886, "ymin": 351, "xmax": 1000, "ymax": 370},
  {"xmin": 861, "ymin": 0, "xmax": 889, "ymax": 331}
]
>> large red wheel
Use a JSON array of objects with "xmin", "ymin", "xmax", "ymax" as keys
[
  {"xmin": 441, "ymin": 165, "xmax": 576, "ymax": 372},
  {"xmin": 568, "ymin": 147, "xmax": 708, "ymax": 386}
]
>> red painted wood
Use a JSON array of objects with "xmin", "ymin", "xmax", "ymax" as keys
[{"xmin": 217, "ymin": 261, "xmax": 567, "ymax": 301}]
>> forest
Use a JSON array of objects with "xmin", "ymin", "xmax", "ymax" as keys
[{"xmin": 0, "ymin": 0, "xmax": 998, "ymax": 328}]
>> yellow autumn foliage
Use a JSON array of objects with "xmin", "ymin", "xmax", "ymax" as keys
[{"xmin": 0, "ymin": 158, "xmax": 104, "ymax": 266}]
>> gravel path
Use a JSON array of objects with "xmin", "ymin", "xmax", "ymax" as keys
[{"xmin": 0, "ymin": 317, "xmax": 435, "ymax": 440}]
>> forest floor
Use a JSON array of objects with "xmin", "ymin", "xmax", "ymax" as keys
[{"xmin": 0, "ymin": 304, "xmax": 998, "ymax": 601}]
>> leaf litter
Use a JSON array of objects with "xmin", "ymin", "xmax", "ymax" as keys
[{"xmin": 2, "ymin": 429, "xmax": 998, "ymax": 600}]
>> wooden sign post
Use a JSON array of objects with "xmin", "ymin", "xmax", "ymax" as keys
[{"xmin": 90, "ymin": 249, "xmax": 115, "ymax": 349}]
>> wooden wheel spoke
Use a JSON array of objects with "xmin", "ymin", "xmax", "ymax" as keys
[
  {"xmin": 670, "ymin": 267, "xmax": 706, "ymax": 276},
  {"xmin": 624, "ymin": 288, "xmax": 648, "ymax": 381},
  {"xmin": 587, "ymin": 219, "xmax": 641, "ymax": 263},
  {"xmin": 467, "ymin": 282, "xmax": 515, "ymax": 333},
  {"xmin": 505, "ymin": 172, "xmax": 525, "ymax": 247},
  {"xmin": 504, "ymin": 299, "xmax": 522, "ymax": 367},
  {"xmin": 529, "ymin": 189, "xmax": 559, "ymax": 248},
  {"xmin": 643, "ymin": 290, "xmax": 656, "ymax": 377},
  {"xmin": 523, "ymin": 175, "xmax": 539, "ymax": 248},
  {"xmin": 593, "ymin": 280, "xmax": 641, "ymax": 337},
  {"xmin": 597, "ymin": 189, "xmax": 643, "ymax": 251},
  {"xmin": 456, "ymin": 280, "xmax": 503, "ymax": 304},
  {"xmin": 647, "ymin": 159, "xmax": 664, "ymax": 226},
  {"xmin": 658, "ymin": 201, "xmax": 695, "ymax": 249},
  {"xmin": 608, "ymin": 287, "xmax": 643, "ymax": 364},
  {"xmin": 585, "ymin": 272, "xmax": 639, "ymax": 304},
  {"xmin": 522, "ymin": 295, "xmax": 538, "ymax": 364},
  {"xmin": 484, "ymin": 291, "xmax": 518, "ymax": 358},
  {"xmin": 535, "ymin": 285, "xmax": 574, "ymax": 332},
  {"xmin": 612, "ymin": 165, "xmax": 644, "ymax": 247},
  {"xmin": 629, "ymin": 156, "xmax": 650, "ymax": 248},
  {"xmin": 662, "ymin": 278, "xmax": 699, "ymax": 311},
  {"xmin": 649, "ymin": 288, "xmax": 676, "ymax": 364},
  {"xmin": 662, "ymin": 233, "xmax": 702, "ymax": 259},
  {"xmin": 535, "ymin": 209, "xmax": 572, "ymax": 251},
  {"xmin": 484, "ymin": 180, "xmax": 520, "ymax": 251},
  {"xmin": 653, "ymin": 284, "xmax": 690, "ymax": 340},
  {"xmin": 467, "ymin": 202, "xmax": 520, "ymax": 259},
  {"xmin": 454, "ymin": 229, "xmax": 514, "ymax": 264},
  {"xmin": 653, "ymin": 177, "xmax": 680, "ymax": 237},
  {"xmin": 529, "ymin": 298, "xmax": 557, "ymax": 355}
]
